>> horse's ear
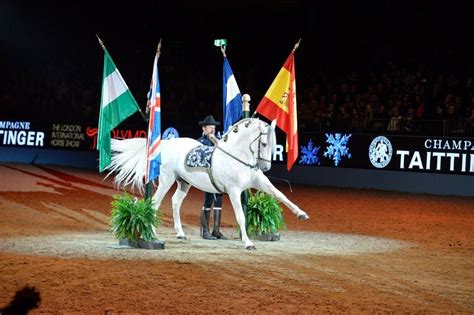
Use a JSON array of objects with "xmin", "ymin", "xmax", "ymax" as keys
[
  {"xmin": 270, "ymin": 120, "xmax": 277, "ymax": 130},
  {"xmin": 268, "ymin": 120, "xmax": 277, "ymax": 148}
]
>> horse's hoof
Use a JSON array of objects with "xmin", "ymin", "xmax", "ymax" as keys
[
  {"xmin": 177, "ymin": 236, "xmax": 187, "ymax": 240},
  {"xmin": 298, "ymin": 214, "xmax": 309, "ymax": 220},
  {"xmin": 245, "ymin": 245, "xmax": 257, "ymax": 250}
]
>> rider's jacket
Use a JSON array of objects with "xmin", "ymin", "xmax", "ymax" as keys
[{"xmin": 197, "ymin": 132, "xmax": 220, "ymax": 147}]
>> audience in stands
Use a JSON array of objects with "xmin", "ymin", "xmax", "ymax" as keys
[{"xmin": 2, "ymin": 51, "xmax": 474, "ymax": 137}]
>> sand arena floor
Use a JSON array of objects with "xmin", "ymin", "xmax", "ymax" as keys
[{"xmin": 0, "ymin": 163, "xmax": 473, "ymax": 313}]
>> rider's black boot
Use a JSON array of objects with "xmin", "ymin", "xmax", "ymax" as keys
[
  {"xmin": 212, "ymin": 208, "xmax": 227, "ymax": 240},
  {"xmin": 200, "ymin": 208, "xmax": 217, "ymax": 240}
]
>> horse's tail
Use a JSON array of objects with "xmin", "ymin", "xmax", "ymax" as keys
[{"xmin": 107, "ymin": 138, "xmax": 147, "ymax": 193}]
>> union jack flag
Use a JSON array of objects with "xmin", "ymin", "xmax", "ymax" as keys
[{"xmin": 145, "ymin": 52, "xmax": 161, "ymax": 183}]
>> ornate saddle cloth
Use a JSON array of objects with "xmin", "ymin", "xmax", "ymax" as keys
[{"xmin": 185, "ymin": 145, "xmax": 216, "ymax": 171}]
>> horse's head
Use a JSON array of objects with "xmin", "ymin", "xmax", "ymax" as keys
[
  {"xmin": 255, "ymin": 119, "xmax": 276, "ymax": 172},
  {"xmin": 220, "ymin": 118, "xmax": 276, "ymax": 171}
]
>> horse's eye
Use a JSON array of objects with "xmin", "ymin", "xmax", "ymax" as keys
[{"xmin": 262, "ymin": 143, "xmax": 267, "ymax": 147}]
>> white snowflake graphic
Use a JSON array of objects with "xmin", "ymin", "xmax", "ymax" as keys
[
  {"xmin": 299, "ymin": 139, "xmax": 320, "ymax": 165},
  {"xmin": 323, "ymin": 133, "xmax": 352, "ymax": 166}
]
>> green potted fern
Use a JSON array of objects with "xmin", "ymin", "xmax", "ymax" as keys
[
  {"xmin": 246, "ymin": 190, "xmax": 285, "ymax": 241},
  {"xmin": 110, "ymin": 192, "xmax": 164, "ymax": 249}
]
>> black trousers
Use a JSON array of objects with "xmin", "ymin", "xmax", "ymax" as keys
[{"xmin": 203, "ymin": 192, "xmax": 223, "ymax": 208}]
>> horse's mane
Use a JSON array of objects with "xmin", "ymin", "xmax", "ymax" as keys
[{"xmin": 220, "ymin": 118, "xmax": 264, "ymax": 142}]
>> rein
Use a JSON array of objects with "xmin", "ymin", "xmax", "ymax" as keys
[
  {"xmin": 215, "ymin": 130, "xmax": 269, "ymax": 170},
  {"xmin": 215, "ymin": 145, "xmax": 258, "ymax": 169},
  {"xmin": 251, "ymin": 132, "xmax": 272, "ymax": 164}
]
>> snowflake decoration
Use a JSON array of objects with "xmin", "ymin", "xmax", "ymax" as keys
[
  {"xmin": 299, "ymin": 139, "xmax": 320, "ymax": 165},
  {"xmin": 323, "ymin": 133, "xmax": 352, "ymax": 166}
]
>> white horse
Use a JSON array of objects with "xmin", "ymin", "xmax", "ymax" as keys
[{"xmin": 108, "ymin": 118, "xmax": 309, "ymax": 250}]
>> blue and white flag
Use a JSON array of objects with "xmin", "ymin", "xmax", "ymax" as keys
[
  {"xmin": 145, "ymin": 52, "xmax": 161, "ymax": 183},
  {"xmin": 223, "ymin": 57, "xmax": 243, "ymax": 132}
]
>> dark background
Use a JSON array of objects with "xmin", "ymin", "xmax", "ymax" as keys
[{"xmin": 1, "ymin": 0, "xmax": 473, "ymax": 136}]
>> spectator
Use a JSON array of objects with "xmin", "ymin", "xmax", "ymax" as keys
[
  {"xmin": 363, "ymin": 103, "xmax": 374, "ymax": 131},
  {"xmin": 466, "ymin": 108, "xmax": 474, "ymax": 136},
  {"xmin": 403, "ymin": 105, "xmax": 417, "ymax": 134},
  {"xmin": 373, "ymin": 104, "xmax": 389, "ymax": 132},
  {"xmin": 387, "ymin": 107, "xmax": 402, "ymax": 133}
]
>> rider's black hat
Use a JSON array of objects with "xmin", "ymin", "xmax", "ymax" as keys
[{"xmin": 198, "ymin": 115, "xmax": 221, "ymax": 126}]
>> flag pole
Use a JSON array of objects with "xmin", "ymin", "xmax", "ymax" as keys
[
  {"xmin": 96, "ymin": 34, "xmax": 106, "ymax": 50},
  {"xmin": 95, "ymin": 34, "xmax": 148, "ymax": 123},
  {"xmin": 157, "ymin": 38, "xmax": 162, "ymax": 54},
  {"xmin": 292, "ymin": 38, "xmax": 302, "ymax": 52},
  {"xmin": 147, "ymin": 38, "xmax": 162, "ymax": 114},
  {"xmin": 220, "ymin": 45, "xmax": 226, "ymax": 58},
  {"xmin": 241, "ymin": 94, "xmax": 251, "ymax": 228},
  {"xmin": 144, "ymin": 38, "xmax": 162, "ymax": 201}
]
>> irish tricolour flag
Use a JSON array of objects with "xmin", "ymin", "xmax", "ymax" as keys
[{"xmin": 97, "ymin": 48, "xmax": 139, "ymax": 172}]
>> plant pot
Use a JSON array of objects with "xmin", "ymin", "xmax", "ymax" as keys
[
  {"xmin": 253, "ymin": 232, "xmax": 281, "ymax": 241},
  {"xmin": 119, "ymin": 238, "xmax": 165, "ymax": 250}
]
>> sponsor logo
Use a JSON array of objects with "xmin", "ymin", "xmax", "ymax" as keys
[
  {"xmin": 50, "ymin": 124, "xmax": 85, "ymax": 148},
  {"xmin": 86, "ymin": 127, "xmax": 147, "ymax": 150},
  {"xmin": 395, "ymin": 138, "xmax": 473, "ymax": 173},
  {"xmin": 369, "ymin": 136, "xmax": 393, "ymax": 168},
  {"xmin": 163, "ymin": 127, "xmax": 179, "ymax": 140},
  {"xmin": 0, "ymin": 121, "xmax": 45, "ymax": 147}
]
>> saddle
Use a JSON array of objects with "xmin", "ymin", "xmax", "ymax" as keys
[
  {"xmin": 184, "ymin": 145, "xmax": 224, "ymax": 193},
  {"xmin": 185, "ymin": 145, "xmax": 216, "ymax": 171}
]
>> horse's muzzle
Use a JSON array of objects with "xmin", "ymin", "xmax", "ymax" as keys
[{"xmin": 259, "ymin": 162, "xmax": 271, "ymax": 172}]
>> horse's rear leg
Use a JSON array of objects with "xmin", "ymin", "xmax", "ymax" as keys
[
  {"xmin": 171, "ymin": 180, "xmax": 191, "ymax": 239},
  {"xmin": 151, "ymin": 172, "xmax": 175, "ymax": 210},
  {"xmin": 228, "ymin": 189, "xmax": 256, "ymax": 250},
  {"xmin": 151, "ymin": 172, "xmax": 176, "ymax": 238}
]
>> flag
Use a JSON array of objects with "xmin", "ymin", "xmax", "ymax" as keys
[
  {"xmin": 256, "ymin": 52, "xmax": 298, "ymax": 171},
  {"xmin": 145, "ymin": 52, "xmax": 161, "ymax": 183},
  {"xmin": 97, "ymin": 48, "xmax": 140, "ymax": 172},
  {"xmin": 223, "ymin": 57, "xmax": 242, "ymax": 132}
]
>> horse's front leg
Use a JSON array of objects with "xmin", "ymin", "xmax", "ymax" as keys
[
  {"xmin": 255, "ymin": 172, "xmax": 309, "ymax": 220},
  {"xmin": 227, "ymin": 188, "xmax": 256, "ymax": 250}
]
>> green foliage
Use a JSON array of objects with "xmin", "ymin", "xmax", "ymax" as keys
[
  {"xmin": 110, "ymin": 192, "xmax": 162, "ymax": 242},
  {"xmin": 246, "ymin": 190, "xmax": 285, "ymax": 237}
]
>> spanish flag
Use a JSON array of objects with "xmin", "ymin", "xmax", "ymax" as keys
[{"xmin": 256, "ymin": 52, "xmax": 298, "ymax": 171}]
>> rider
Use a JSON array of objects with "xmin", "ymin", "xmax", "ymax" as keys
[{"xmin": 198, "ymin": 115, "xmax": 226, "ymax": 240}]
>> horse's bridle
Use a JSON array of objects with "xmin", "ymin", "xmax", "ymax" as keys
[
  {"xmin": 215, "ymin": 129, "xmax": 270, "ymax": 170},
  {"xmin": 250, "ymin": 131, "xmax": 273, "ymax": 165}
]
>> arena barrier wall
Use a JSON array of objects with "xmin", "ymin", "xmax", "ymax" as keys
[
  {"xmin": 268, "ymin": 164, "xmax": 473, "ymax": 197},
  {"xmin": 268, "ymin": 132, "xmax": 473, "ymax": 197}
]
